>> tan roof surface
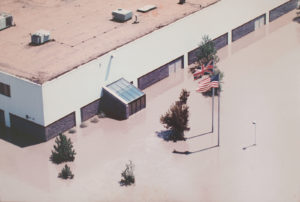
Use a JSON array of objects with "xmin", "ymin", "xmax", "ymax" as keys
[{"xmin": 0, "ymin": 0, "xmax": 218, "ymax": 84}]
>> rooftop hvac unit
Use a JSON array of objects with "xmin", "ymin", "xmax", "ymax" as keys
[
  {"xmin": 31, "ymin": 30, "xmax": 50, "ymax": 45},
  {"xmin": 112, "ymin": 9, "xmax": 132, "ymax": 22},
  {"xmin": 137, "ymin": 5, "xmax": 157, "ymax": 13},
  {"xmin": 0, "ymin": 12, "xmax": 13, "ymax": 31}
]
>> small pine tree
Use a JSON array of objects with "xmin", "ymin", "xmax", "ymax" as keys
[
  {"xmin": 50, "ymin": 133, "xmax": 76, "ymax": 164},
  {"xmin": 160, "ymin": 89, "xmax": 190, "ymax": 141},
  {"xmin": 120, "ymin": 161, "xmax": 135, "ymax": 186},
  {"xmin": 196, "ymin": 35, "xmax": 219, "ymax": 67},
  {"xmin": 58, "ymin": 164, "xmax": 74, "ymax": 179}
]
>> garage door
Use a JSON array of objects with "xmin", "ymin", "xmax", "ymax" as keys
[
  {"xmin": 0, "ymin": 109, "xmax": 4, "ymax": 127},
  {"xmin": 138, "ymin": 56, "xmax": 183, "ymax": 90}
]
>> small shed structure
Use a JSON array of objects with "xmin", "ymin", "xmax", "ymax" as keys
[{"xmin": 101, "ymin": 78, "xmax": 146, "ymax": 120}]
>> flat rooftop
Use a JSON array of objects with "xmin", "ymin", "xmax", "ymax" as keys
[
  {"xmin": 0, "ymin": 0, "xmax": 218, "ymax": 84},
  {"xmin": 0, "ymin": 10, "xmax": 299, "ymax": 200}
]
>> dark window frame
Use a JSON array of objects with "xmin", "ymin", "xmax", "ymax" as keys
[
  {"xmin": 0, "ymin": 82, "xmax": 11, "ymax": 97},
  {"xmin": 141, "ymin": 96, "xmax": 145, "ymax": 108},
  {"xmin": 136, "ymin": 99, "xmax": 141, "ymax": 111}
]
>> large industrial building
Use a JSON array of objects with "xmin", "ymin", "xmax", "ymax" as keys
[{"xmin": 0, "ymin": 0, "xmax": 298, "ymax": 141}]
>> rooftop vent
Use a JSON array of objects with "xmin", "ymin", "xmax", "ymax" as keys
[
  {"xmin": 112, "ymin": 9, "xmax": 132, "ymax": 22},
  {"xmin": 31, "ymin": 30, "xmax": 50, "ymax": 45},
  {"xmin": 137, "ymin": 5, "xmax": 157, "ymax": 13},
  {"xmin": 0, "ymin": 12, "xmax": 13, "ymax": 31}
]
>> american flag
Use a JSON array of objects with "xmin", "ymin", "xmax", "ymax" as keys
[
  {"xmin": 210, "ymin": 74, "xmax": 219, "ymax": 88},
  {"xmin": 196, "ymin": 74, "xmax": 219, "ymax": 93}
]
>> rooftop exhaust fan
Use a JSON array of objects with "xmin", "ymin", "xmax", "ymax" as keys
[
  {"xmin": 112, "ymin": 9, "xmax": 132, "ymax": 22},
  {"xmin": 31, "ymin": 30, "xmax": 50, "ymax": 45},
  {"xmin": 0, "ymin": 12, "xmax": 13, "ymax": 30}
]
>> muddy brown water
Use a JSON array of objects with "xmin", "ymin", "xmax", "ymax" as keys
[{"xmin": 0, "ymin": 10, "xmax": 299, "ymax": 202}]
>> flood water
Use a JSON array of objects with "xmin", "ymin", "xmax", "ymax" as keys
[{"xmin": 0, "ymin": 10, "xmax": 299, "ymax": 202}]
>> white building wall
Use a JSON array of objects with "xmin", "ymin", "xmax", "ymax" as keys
[
  {"xmin": 0, "ymin": 71, "xmax": 44, "ymax": 127},
  {"xmin": 41, "ymin": 54, "xmax": 111, "ymax": 126},
  {"xmin": 41, "ymin": 0, "xmax": 290, "ymax": 126}
]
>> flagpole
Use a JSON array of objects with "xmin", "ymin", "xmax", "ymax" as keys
[
  {"xmin": 217, "ymin": 73, "xmax": 220, "ymax": 147},
  {"xmin": 211, "ymin": 61, "xmax": 215, "ymax": 133},
  {"xmin": 212, "ymin": 86, "xmax": 214, "ymax": 133}
]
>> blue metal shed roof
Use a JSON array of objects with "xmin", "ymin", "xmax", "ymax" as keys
[{"xmin": 106, "ymin": 78, "xmax": 144, "ymax": 103}]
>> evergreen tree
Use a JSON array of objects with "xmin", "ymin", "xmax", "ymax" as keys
[
  {"xmin": 50, "ymin": 133, "xmax": 76, "ymax": 164},
  {"xmin": 196, "ymin": 35, "xmax": 219, "ymax": 66},
  {"xmin": 58, "ymin": 164, "xmax": 74, "ymax": 179}
]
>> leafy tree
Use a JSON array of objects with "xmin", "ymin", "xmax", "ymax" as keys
[
  {"xmin": 120, "ymin": 161, "xmax": 135, "ymax": 186},
  {"xmin": 160, "ymin": 89, "xmax": 190, "ymax": 141},
  {"xmin": 179, "ymin": 89, "xmax": 190, "ymax": 105},
  {"xmin": 50, "ymin": 133, "xmax": 76, "ymax": 164},
  {"xmin": 58, "ymin": 164, "xmax": 74, "ymax": 179}
]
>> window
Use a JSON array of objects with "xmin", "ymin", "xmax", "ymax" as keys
[
  {"xmin": 0, "ymin": 82, "xmax": 10, "ymax": 97},
  {"xmin": 131, "ymin": 102, "xmax": 136, "ymax": 114},
  {"xmin": 141, "ymin": 96, "xmax": 145, "ymax": 108},
  {"xmin": 136, "ymin": 99, "xmax": 141, "ymax": 111}
]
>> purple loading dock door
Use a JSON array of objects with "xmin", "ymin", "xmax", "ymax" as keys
[{"xmin": 0, "ymin": 109, "xmax": 5, "ymax": 127}]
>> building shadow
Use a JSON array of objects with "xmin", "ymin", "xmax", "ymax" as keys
[
  {"xmin": 0, "ymin": 127, "xmax": 43, "ymax": 148},
  {"xmin": 173, "ymin": 145, "xmax": 219, "ymax": 155},
  {"xmin": 293, "ymin": 16, "xmax": 300, "ymax": 23}
]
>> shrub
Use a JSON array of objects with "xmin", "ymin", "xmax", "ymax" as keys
[
  {"xmin": 160, "ymin": 89, "xmax": 190, "ymax": 141},
  {"xmin": 98, "ymin": 111, "xmax": 106, "ymax": 118},
  {"xmin": 90, "ymin": 117, "xmax": 99, "ymax": 123},
  {"xmin": 58, "ymin": 164, "xmax": 74, "ymax": 179},
  {"xmin": 68, "ymin": 128, "xmax": 76, "ymax": 134},
  {"xmin": 120, "ymin": 161, "xmax": 135, "ymax": 186},
  {"xmin": 80, "ymin": 122, "xmax": 88, "ymax": 128},
  {"xmin": 50, "ymin": 133, "xmax": 76, "ymax": 164}
]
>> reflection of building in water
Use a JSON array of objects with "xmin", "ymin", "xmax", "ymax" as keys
[{"xmin": 0, "ymin": 0, "xmax": 297, "ymax": 141}]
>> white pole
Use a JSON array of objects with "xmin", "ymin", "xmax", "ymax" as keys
[
  {"xmin": 105, "ymin": 54, "xmax": 114, "ymax": 81},
  {"xmin": 217, "ymin": 74, "xmax": 220, "ymax": 147},
  {"xmin": 212, "ymin": 87, "xmax": 215, "ymax": 133},
  {"xmin": 253, "ymin": 121, "xmax": 256, "ymax": 146}
]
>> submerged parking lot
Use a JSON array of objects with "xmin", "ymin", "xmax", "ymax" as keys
[{"xmin": 0, "ymin": 10, "xmax": 299, "ymax": 202}]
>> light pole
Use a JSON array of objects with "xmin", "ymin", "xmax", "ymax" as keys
[
  {"xmin": 252, "ymin": 121, "xmax": 256, "ymax": 146},
  {"xmin": 243, "ymin": 121, "xmax": 257, "ymax": 150}
]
